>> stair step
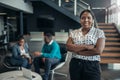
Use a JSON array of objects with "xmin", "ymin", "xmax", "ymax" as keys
[
  {"xmin": 101, "ymin": 52, "xmax": 120, "ymax": 57},
  {"xmin": 104, "ymin": 47, "xmax": 120, "ymax": 51},
  {"xmin": 105, "ymin": 33, "xmax": 119, "ymax": 37},
  {"xmin": 103, "ymin": 29, "xmax": 116, "ymax": 33},
  {"xmin": 106, "ymin": 42, "xmax": 120, "ymax": 46},
  {"xmin": 106, "ymin": 38, "xmax": 120, "ymax": 41},
  {"xmin": 98, "ymin": 23, "xmax": 113, "ymax": 26},
  {"xmin": 99, "ymin": 26, "xmax": 114, "ymax": 29},
  {"xmin": 100, "ymin": 58, "xmax": 120, "ymax": 63}
]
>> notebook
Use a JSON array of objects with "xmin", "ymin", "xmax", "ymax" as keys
[{"xmin": 22, "ymin": 67, "xmax": 35, "ymax": 80}]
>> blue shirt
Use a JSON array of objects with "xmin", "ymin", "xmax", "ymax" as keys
[{"xmin": 41, "ymin": 40, "xmax": 61, "ymax": 59}]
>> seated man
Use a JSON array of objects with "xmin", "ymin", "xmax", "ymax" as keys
[
  {"xmin": 10, "ymin": 36, "xmax": 32, "ymax": 69},
  {"xmin": 33, "ymin": 32, "xmax": 61, "ymax": 80}
]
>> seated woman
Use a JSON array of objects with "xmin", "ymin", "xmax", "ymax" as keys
[{"xmin": 10, "ymin": 36, "xmax": 32, "ymax": 69}]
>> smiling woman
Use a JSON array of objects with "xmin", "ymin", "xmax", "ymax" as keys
[{"xmin": 66, "ymin": 9, "xmax": 106, "ymax": 80}]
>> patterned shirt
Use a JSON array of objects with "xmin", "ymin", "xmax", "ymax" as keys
[{"xmin": 69, "ymin": 26, "xmax": 106, "ymax": 61}]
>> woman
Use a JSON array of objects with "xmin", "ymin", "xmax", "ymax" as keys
[
  {"xmin": 11, "ymin": 36, "xmax": 32, "ymax": 69},
  {"xmin": 66, "ymin": 9, "xmax": 106, "ymax": 80}
]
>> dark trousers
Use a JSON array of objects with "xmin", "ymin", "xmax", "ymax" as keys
[
  {"xmin": 33, "ymin": 57, "xmax": 60, "ymax": 80},
  {"xmin": 69, "ymin": 58, "xmax": 101, "ymax": 80},
  {"xmin": 10, "ymin": 57, "xmax": 31, "ymax": 69}
]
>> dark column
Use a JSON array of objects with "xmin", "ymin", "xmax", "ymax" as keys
[{"xmin": 20, "ymin": 12, "xmax": 23, "ymax": 35}]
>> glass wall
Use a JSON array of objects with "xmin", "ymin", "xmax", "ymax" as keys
[{"xmin": 108, "ymin": 0, "xmax": 120, "ymax": 29}]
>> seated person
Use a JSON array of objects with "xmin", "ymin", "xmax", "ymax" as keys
[
  {"xmin": 33, "ymin": 32, "xmax": 61, "ymax": 80},
  {"xmin": 10, "ymin": 36, "xmax": 32, "ymax": 69}
]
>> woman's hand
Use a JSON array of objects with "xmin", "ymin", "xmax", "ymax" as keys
[
  {"xmin": 21, "ymin": 54, "xmax": 27, "ymax": 58},
  {"xmin": 85, "ymin": 44, "xmax": 95, "ymax": 50},
  {"xmin": 29, "ymin": 58, "xmax": 32, "ymax": 64}
]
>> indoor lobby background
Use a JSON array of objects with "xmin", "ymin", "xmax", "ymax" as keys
[{"xmin": 0, "ymin": 0, "xmax": 120, "ymax": 80}]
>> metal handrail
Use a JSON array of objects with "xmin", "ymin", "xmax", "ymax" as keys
[{"xmin": 51, "ymin": 0, "xmax": 90, "ymax": 16}]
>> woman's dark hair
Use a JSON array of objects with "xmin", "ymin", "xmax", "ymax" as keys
[
  {"xmin": 79, "ymin": 9, "xmax": 98, "ymax": 28},
  {"xmin": 17, "ymin": 35, "xmax": 24, "ymax": 41}
]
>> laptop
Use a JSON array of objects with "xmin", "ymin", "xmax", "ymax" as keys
[{"xmin": 22, "ymin": 67, "xmax": 35, "ymax": 80}]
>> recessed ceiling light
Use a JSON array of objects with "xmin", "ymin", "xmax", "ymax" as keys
[{"xmin": 65, "ymin": 0, "xmax": 69, "ymax": 2}]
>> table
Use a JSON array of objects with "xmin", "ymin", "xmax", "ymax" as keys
[{"xmin": 0, "ymin": 70, "xmax": 42, "ymax": 80}]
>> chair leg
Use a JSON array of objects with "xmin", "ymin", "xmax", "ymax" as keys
[
  {"xmin": 19, "ymin": 67, "xmax": 22, "ymax": 70},
  {"xmin": 54, "ymin": 72, "xmax": 67, "ymax": 77},
  {"xmin": 51, "ymin": 70, "xmax": 54, "ymax": 80},
  {"xmin": 50, "ymin": 71, "xmax": 67, "ymax": 80}
]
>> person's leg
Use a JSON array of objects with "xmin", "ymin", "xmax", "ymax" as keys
[
  {"xmin": 33, "ymin": 57, "xmax": 44, "ymax": 74},
  {"xmin": 83, "ymin": 61, "xmax": 101, "ymax": 80},
  {"xmin": 21, "ymin": 58, "xmax": 29, "ymax": 68},
  {"xmin": 43, "ymin": 58, "xmax": 60, "ymax": 80},
  {"xmin": 26, "ymin": 59, "xmax": 31, "ymax": 69},
  {"xmin": 69, "ymin": 58, "xmax": 83, "ymax": 80},
  {"xmin": 10, "ymin": 57, "xmax": 23, "ymax": 66}
]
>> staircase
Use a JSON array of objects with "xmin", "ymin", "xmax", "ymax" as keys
[
  {"xmin": 98, "ymin": 23, "xmax": 120, "ymax": 63},
  {"xmin": 30, "ymin": 0, "xmax": 90, "ymax": 23}
]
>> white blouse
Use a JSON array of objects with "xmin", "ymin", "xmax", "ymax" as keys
[
  {"xmin": 20, "ymin": 47, "xmax": 30, "ymax": 58},
  {"xmin": 69, "ymin": 27, "xmax": 106, "ymax": 61}
]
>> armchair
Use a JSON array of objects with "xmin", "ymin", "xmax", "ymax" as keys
[{"xmin": 50, "ymin": 43, "xmax": 68, "ymax": 80}]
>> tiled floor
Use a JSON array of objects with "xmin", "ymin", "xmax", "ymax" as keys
[
  {"xmin": 54, "ymin": 52, "xmax": 120, "ymax": 80},
  {"xmin": 54, "ymin": 64, "xmax": 120, "ymax": 80},
  {"xmin": 0, "ymin": 50, "xmax": 120, "ymax": 80},
  {"xmin": 101, "ymin": 64, "xmax": 120, "ymax": 80}
]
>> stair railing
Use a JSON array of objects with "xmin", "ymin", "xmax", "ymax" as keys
[{"xmin": 51, "ymin": 0, "xmax": 90, "ymax": 16}]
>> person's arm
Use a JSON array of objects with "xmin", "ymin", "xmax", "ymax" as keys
[
  {"xmin": 21, "ymin": 43, "xmax": 31, "ymax": 58},
  {"xmin": 77, "ymin": 38, "xmax": 105, "ymax": 56},
  {"xmin": 66, "ymin": 37, "xmax": 94, "ymax": 53},
  {"xmin": 12, "ymin": 45, "xmax": 22, "ymax": 59},
  {"xmin": 24, "ymin": 43, "xmax": 32, "ymax": 64}
]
